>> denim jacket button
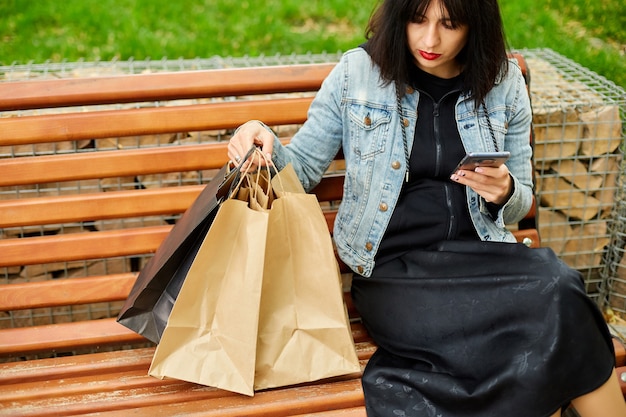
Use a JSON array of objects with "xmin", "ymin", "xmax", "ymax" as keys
[
  {"xmin": 403, "ymin": 118, "xmax": 410, "ymax": 127},
  {"xmin": 406, "ymin": 86, "xmax": 414, "ymax": 94},
  {"xmin": 357, "ymin": 265, "xmax": 364, "ymax": 274},
  {"xmin": 364, "ymin": 116, "xmax": 372, "ymax": 126},
  {"xmin": 379, "ymin": 202, "xmax": 388, "ymax": 212},
  {"xmin": 391, "ymin": 161, "xmax": 402, "ymax": 170},
  {"xmin": 365, "ymin": 242, "xmax": 373, "ymax": 251}
]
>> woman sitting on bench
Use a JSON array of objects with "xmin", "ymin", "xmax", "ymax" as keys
[{"xmin": 228, "ymin": 0, "xmax": 626, "ymax": 415}]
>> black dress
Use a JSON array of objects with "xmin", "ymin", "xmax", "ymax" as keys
[{"xmin": 351, "ymin": 67, "xmax": 616, "ymax": 416}]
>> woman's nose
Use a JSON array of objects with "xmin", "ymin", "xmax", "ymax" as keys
[{"xmin": 422, "ymin": 24, "xmax": 440, "ymax": 48}]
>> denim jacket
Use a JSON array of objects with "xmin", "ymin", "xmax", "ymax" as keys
[{"xmin": 269, "ymin": 47, "xmax": 534, "ymax": 277}]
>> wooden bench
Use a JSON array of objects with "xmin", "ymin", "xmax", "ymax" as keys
[{"xmin": 0, "ymin": 54, "xmax": 623, "ymax": 416}]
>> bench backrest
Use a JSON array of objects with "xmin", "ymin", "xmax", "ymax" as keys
[{"xmin": 0, "ymin": 55, "xmax": 537, "ymax": 359}]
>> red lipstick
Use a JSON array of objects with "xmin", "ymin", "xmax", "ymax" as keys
[{"xmin": 419, "ymin": 50, "xmax": 441, "ymax": 60}]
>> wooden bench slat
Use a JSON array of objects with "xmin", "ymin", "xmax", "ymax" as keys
[
  {"xmin": 0, "ymin": 273, "xmax": 136, "ymax": 310},
  {"xmin": 0, "ymin": 98, "xmax": 312, "ymax": 146},
  {"xmin": 0, "ymin": 318, "xmax": 146, "ymax": 356},
  {"xmin": 0, "ymin": 64, "xmax": 334, "ymax": 111},
  {"xmin": 0, "ymin": 226, "xmax": 170, "ymax": 267},
  {"xmin": 77, "ymin": 378, "xmax": 364, "ymax": 417},
  {"xmin": 0, "ymin": 341, "xmax": 373, "ymax": 417},
  {"xmin": 1, "ymin": 375, "xmax": 364, "ymax": 417},
  {"xmin": 0, "ymin": 143, "xmax": 229, "ymax": 187},
  {"xmin": 0, "ymin": 186, "xmax": 202, "ymax": 227},
  {"xmin": 2, "ymin": 380, "xmax": 236, "ymax": 417},
  {"xmin": 0, "ymin": 342, "xmax": 375, "ymax": 387},
  {"xmin": 1, "ymin": 369, "xmax": 181, "ymax": 403},
  {"xmin": 0, "ymin": 177, "xmax": 342, "ymax": 228},
  {"xmin": 0, "ymin": 313, "xmax": 372, "ymax": 357},
  {"xmin": 1, "ymin": 170, "xmax": 343, "ymax": 229},
  {"xmin": 0, "ymin": 347, "xmax": 156, "ymax": 385},
  {"xmin": 0, "ymin": 349, "xmax": 372, "ymax": 405}
]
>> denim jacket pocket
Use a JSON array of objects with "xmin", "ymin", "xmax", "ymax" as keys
[{"xmin": 348, "ymin": 103, "xmax": 391, "ymax": 160}]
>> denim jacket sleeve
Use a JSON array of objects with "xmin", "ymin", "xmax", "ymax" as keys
[
  {"xmin": 270, "ymin": 60, "xmax": 346, "ymax": 191},
  {"xmin": 487, "ymin": 60, "xmax": 534, "ymax": 226}
]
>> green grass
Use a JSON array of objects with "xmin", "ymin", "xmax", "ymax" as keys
[
  {"xmin": 1, "ymin": 0, "xmax": 624, "ymax": 89},
  {"xmin": 500, "ymin": 0, "xmax": 626, "ymax": 89}
]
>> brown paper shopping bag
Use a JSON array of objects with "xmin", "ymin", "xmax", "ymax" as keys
[
  {"xmin": 149, "ymin": 154, "xmax": 359, "ymax": 395},
  {"xmin": 148, "ymin": 195, "xmax": 268, "ymax": 396},
  {"xmin": 253, "ymin": 166, "xmax": 361, "ymax": 390}
]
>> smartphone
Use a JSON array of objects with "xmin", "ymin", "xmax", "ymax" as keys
[{"xmin": 452, "ymin": 151, "xmax": 511, "ymax": 174}]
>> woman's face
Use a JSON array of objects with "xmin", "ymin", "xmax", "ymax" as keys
[{"xmin": 406, "ymin": 0, "xmax": 469, "ymax": 79}]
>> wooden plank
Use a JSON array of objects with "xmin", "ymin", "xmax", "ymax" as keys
[
  {"xmin": 0, "ymin": 375, "xmax": 364, "ymax": 417},
  {"xmin": 70, "ymin": 378, "xmax": 364, "ymax": 417},
  {"xmin": 311, "ymin": 174, "xmax": 344, "ymax": 202},
  {"xmin": 0, "ymin": 161, "xmax": 341, "ymax": 228},
  {"xmin": 0, "ymin": 318, "xmax": 146, "ymax": 356},
  {"xmin": 0, "ymin": 347, "xmax": 155, "ymax": 385},
  {"xmin": 0, "ymin": 143, "xmax": 229, "ymax": 187},
  {"xmin": 0, "ymin": 226, "xmax": 170, "ymax": 267},
  {"xmin": 0, "ymin": 186, "xmax": 203, "ymax": 227},
  {"xmin": 0, "ymin": 273, "xmax": 136, "ymax": 310},
  {"xmin": 0, "ymin": 98, "xmax": 312, "ymax": 146},
  {"xmin": 0, "ymin": 342, "xmax": 375, "ymax": 386},
  {"xmin": 0, "ymin": 314, "xmax": 371, "ymax": 357},
  {"xmin": 0, "ymin": 64, "xmax": 334, "ymax": 111},
  {"xmin": 0, "ymin": 379, "xmax": 233, "ymax": 417}
]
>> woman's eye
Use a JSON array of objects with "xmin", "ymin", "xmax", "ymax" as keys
[
  {"xmin": 441, "ymin": 19, "xmax": 461, "ymax": 30},
  {"xmin": 411, "ymin": 14, "xmax": 426, "ymax": 24},
  {"xmin": 442, "ymin": 21, "xmax": 455, "ymax": 29}
]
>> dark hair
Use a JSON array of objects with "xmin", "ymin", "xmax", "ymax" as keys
[{"xmin": 365, "ymin": 0, "xmax": 509, "ymax": 107}]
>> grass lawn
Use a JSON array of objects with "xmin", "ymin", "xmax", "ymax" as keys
[{"xmin": 1, "ymin": 0, "xmax": 624, "ymax": 88}]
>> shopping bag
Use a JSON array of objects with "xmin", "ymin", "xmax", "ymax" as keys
[
  {"xmin": 254, "ymin": 166, "xmax": 361, "ymax": 390},
  {"xmin": 149, "ymin": 156, "xmax": 271, "ymax": 396},
  {"xmin": 149, "ymin": 154, "xmax": 359, "ymax": 395},
  {"xmin": 116, "ymin": 153, "xmax": 247, "ymax": 344}
]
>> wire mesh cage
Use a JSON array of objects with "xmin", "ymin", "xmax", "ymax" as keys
[
  {"xmin": 1, "ymin": 48, "xmax": 625, "ymax": 339},
  {"xmin": 518, "ymin": 49, "xmax": 626, "ymax": 312}
]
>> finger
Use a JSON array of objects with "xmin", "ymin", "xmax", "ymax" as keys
[{"xmin": 227, "ymin": 142, "xmax": 246, "ymax": 165}]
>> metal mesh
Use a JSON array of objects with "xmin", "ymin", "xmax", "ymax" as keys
[
  {"xmin": 1, "ymin": 48, "xmax": 625, "ymax": 338},
  {"xmin": 516, "ymin": 49, "xmax": 626, "ymax": 312},
  {"xmin": 0, "ymin": 52, "xmax": 344, "ymax": 81}
]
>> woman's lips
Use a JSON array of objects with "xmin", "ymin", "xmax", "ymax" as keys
[{"xmin": 419, "ymin": 50, "xmax": 441, "ymax": 60}]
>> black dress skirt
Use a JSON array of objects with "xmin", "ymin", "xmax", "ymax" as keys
[{"xmin": 351, "ymin": 241, "xmax": 615, "ymax": 417}]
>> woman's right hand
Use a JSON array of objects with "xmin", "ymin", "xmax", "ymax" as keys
[{"xmin": 228, "ymin": 120, "xmax": 275, "ymax": 169}]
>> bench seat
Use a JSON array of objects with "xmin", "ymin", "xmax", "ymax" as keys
[{"xmin": 0, "ymin": 54, "xmax": 623, "ymax": 416}]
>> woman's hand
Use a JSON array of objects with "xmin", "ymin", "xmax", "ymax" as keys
[
  {"xmin": 228, "ymin": 120, "xmax": 275, "ymax": 169},
  {"xmin": 450, "ymin": 164, "xmax": 513, "ymax": 205}
]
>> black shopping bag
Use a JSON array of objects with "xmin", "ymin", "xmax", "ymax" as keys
[{"xmin": 117, "ymin": 159, "xmax": 242, "ymax": 343}]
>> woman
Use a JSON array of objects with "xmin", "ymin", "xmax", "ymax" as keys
[{"xmin": 228, "ymin": 0, "xmax": 626, "ymax": 415}]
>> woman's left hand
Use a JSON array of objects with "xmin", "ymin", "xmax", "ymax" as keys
[{"xmin": 450, "ymin": 165, "xmax": 513, "ymax": 205}]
